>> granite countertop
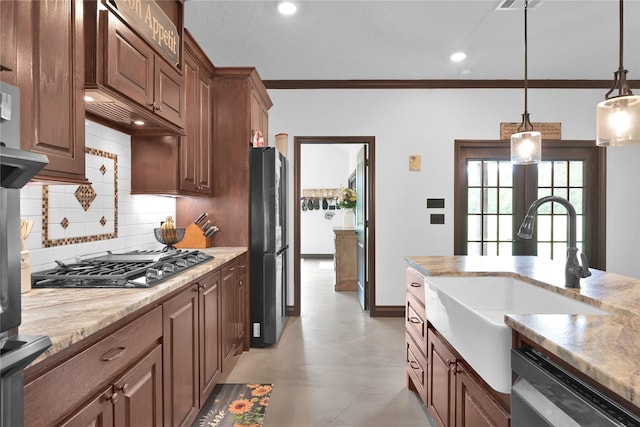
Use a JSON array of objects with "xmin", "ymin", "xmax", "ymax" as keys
[
  {"xmin": 20, "ymin": 247, "xmax": 247, "ymax": 365},
  {"xmin": 405, "ymin": 255, "xmax": 640, "ymax": 410}
]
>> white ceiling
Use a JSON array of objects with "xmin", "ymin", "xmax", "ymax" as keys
[{"xmin": 184, "ymin": 0, "xmax": 640, "ymax": 82}]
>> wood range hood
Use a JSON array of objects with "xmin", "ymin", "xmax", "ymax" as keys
[{"xmin": 83, "ymin": 0, "xmax": 186, "ymax": 136}]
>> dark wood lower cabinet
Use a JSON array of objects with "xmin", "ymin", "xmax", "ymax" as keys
[
  {"xmin": 455, "ymin": 364, "xmax": 509, "ymax": 427},
  {"xmin": 427, "ymin": 328, "xmax": 456, "ymax": 427},
  {"xmin": 163, "ymin": 269, "xmax": 223, "ymax": 427},
  {"xmin": 199, "ymin": 270, "xmax": 222, "ymax": 403},
  {"xmin": 24, "ymin": 253, "xmax": 246, "ymax": 427},
  {"xmin": 425, "ymin": 326, "xmax": 510, "ymax": 427},
  {"xmin": 163, "ymin": 284, "xmax": 200, "ymax": 427}
]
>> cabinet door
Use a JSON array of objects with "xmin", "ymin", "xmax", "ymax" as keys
[
  {"xmin": 180, "ymin": 52, "xmax": 199, "ymax": 194},
  {"xmin": 105, "ymin": 13, "xmax": 154, "ymax": 110},
  {"xmin": 17, "ymin": 0, "xmax": 86, "ymax": 183},
  {"xmin": 114, "ymin": 344, "xmax": 163, "ymax": 427},
  {"xmin": 455, "ymin": 364, "xmax": 509, "ymax": 427},
  {"xmin": 0, "ymin": 0, "xmax": 17, "ymax": 85},
  {"xmin": 180, "ymin": 50, "xmax": 212, "ymax": 196},
  {"xmin": 221, "ymin": 262, "xmax": 237, "ymax": 368},
  {"xmin": 154, "ymin": 55, "xmax": 185, "ymax": 128},
  {"xmin": 428, "ymin": 328, "xmax": 456, "ymax": 427},
  {"xmin": 234, "ymin": 255, "xmax": 247, "ymax": 352},
  {"xmin": 60, "ymin": 387, "xmax": 115, "ymax": 427},
  {"xmin": 199, "ymin": 271, "xmax": 221, "ymax": 402},
  {"xmin": 196, "ymin": 70, "xmax": 213, "ymax": 194},
  {"xmin": 163, "ymin": 285, "xmax": 199, "ymax": 427}
]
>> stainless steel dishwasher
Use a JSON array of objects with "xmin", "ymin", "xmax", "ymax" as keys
[{"xmin": 511, "ymin": 347, "xmax": 640, "ymax": 427}]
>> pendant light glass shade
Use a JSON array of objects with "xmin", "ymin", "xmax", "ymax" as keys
[
  {"xmin": 596, "ymin": 94, "xmax": 640, "ymax": 146},
  {"xmin": 511, "ymin": 129, "xmax": 542, "ymax": 164},
  {"xmin": 511, "ymin": 0, "xmax": 541, "ymax": 164},
  {"xmin": 596, "ymin": 0, "xmax": 640, "ymax": 146}
]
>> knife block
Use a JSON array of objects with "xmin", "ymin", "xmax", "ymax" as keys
[{"xmin": 174, "ymin": 223, "xmax": 214, "ymax": 249}]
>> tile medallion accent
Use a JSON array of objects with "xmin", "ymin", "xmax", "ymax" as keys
[
  {"xmin": 42, "ymin": 148, "xmax": 118, "ymax": 248},
  {"xmin": 74, "ymin": 185, "xmax": 97, "ymax": 211}
]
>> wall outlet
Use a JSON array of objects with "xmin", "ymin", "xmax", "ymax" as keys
[{"xmin": 253, "ymin": 323, "xmax": 261, "ymax": 337}]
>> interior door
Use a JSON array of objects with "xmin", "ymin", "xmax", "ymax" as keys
[{"xmin": 356, "ymin": 145, "xmax": 368, "ymax": 310}]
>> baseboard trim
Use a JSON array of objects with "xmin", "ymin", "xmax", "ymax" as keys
[
  {"xmin": 370, "ymin": 305, "xmax": 404, "ymax": 318},
  {"xmin": 300, "ymin": 254, "xmax": 334, "ymax": 260}
]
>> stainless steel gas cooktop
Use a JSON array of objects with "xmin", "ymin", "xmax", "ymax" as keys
[{"xmin": 31, "ymin": 250, "xmax": 214, "ymax": 289}]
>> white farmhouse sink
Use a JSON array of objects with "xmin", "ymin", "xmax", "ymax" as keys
[{"xmin": 423, "ymin": 275, "xmax": 608, "ymax": 394}]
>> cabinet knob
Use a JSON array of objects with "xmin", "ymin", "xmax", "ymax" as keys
[
  {"xmin": 409, "ymin": 316, "xmax": 422, "ymax": 324},
  {"xmin": 201, "ymin": 283, "xmax": 208, "ymax": 290},
  {"xmin": 150, "ymin": 102, "xmax": 163, "ymax": 112},
  {"xmin": 409, "ymin": 361, "xmax": 421, "ymax": 370},
  {"xmin": 192, "ymin": 284, "xmax": 200, "ymax": 292},
  {"xmin": 110, "ymin": 392, "xmax": 119, "ymax": 404},
  {"xmin": 237, "ymin": 280, "xmax": 243, "ymax": 287},
  {"xmin": 115, "ymin": 383, "xmax": 130, "ymax": 394}
]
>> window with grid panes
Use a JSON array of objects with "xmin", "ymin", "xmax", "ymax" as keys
[
  {"xmin": 466, "ymin": 160, "xmax": 513, "ymax": 256},
  {"xmin": 454, "ymin": 140, "xmax": 606, "ymax": 270}
]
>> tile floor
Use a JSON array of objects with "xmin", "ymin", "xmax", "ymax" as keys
[{"xmin": 219, "ymin": 258, "xmax": 434, "ymax": 427}]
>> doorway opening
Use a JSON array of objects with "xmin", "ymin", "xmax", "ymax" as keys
[{"xmin": 291, "ymin": 136, "xmax": 376, "ymax": 317}]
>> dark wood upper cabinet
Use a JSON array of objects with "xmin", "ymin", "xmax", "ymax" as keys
[
  {"xmin": 0, "ymin": 0, "xmax": 18, "ymax": 85},
  {"xmin": 14, "ymin": 0, "xmax": 88, "ymax": 184},
  {"xmin": 179, "ymin": 30, "xmax": 214, "ymax": 196},
  {"xmin": 130, "ymin": 30, "xmax": 213, "ymax": 197},
  {"xmin": 84, "ymin": 0, "xmax": 185, "ymax": 135}
]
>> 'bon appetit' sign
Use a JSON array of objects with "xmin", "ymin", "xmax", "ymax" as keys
[{"xmin": 111, "ymin": 0, "xmax": 180, "ymax": 66}]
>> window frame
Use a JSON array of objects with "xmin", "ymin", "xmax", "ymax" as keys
[{"xmin": 454, "ymin": 140, "xmax": 606, "ymax": 270}]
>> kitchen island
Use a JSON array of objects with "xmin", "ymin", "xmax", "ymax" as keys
[{"xmin": 405, "ymin": 255, "xmax": 640, "ymax": 422}]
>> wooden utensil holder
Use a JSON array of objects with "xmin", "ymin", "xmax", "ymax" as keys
[{"xmin": 175, "ymin": 223, "xmax": 214, "ymax": 249}]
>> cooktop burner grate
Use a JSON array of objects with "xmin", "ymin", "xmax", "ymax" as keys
[{"xmin": 32, "ymin": 250, "xmax": 214, "ymax": 288}]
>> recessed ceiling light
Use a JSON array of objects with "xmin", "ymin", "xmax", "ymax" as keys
[
  {"xmin": 277, "ymin": 1, "xmax": 297, "ymax": 15},
  {"xmin": 450, "ymin": 52, "xmax": 466, "ymax": 62},
  {"xmin": 133, "ymin": 120, "xmax": 145, "ymax": 126},
  {"xmin": 84, "ymin": 95, "xmax": 95, "ymax": 102}
]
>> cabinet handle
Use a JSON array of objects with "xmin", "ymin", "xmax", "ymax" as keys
[
  {"xmin": 409, "ymin": 361, "xmax": 421, "ymax": 370},
  {"xmin": 409, "ymin": 316, "xmax": 422, "ymax": 324},
  {"xmin": 237, "ymin": 280, "xmax": 243, "ymax": 287},
  {"xmin": 410, "ymin": 282, "xmax": 422, "ymax": 288},
  {"xmin": 239, "ymin": 264, "xmax": 246, "ymax": 269},
  {"xmin": 100, "ymin": 346, "xmax": 126, "ymax": 361},
  {"xmin": 229, "ymin": 267, "xmax": 235, "ymax": 272}
]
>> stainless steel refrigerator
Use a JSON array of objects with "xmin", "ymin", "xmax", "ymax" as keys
[{"xmin": 249, "ymin": 147, "xmax": 288, "ymax": 347}]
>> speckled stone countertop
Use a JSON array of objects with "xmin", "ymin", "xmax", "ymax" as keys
[
  {"xmin": 19, "ymin": 247, "xmax": 246, "ymax": 364},
  {"xmin": 405, "ymin": 255, "xmax": 640, "ymax": 409}
]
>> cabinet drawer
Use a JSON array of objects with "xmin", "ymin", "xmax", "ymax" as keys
[
  {"xmin": 406, "ymin": 267, "xmax": 426, "ymax": 304},
  {"xmin": 406, "ymin": 333, "xmax": 427, "ymax": 394},
  {"xmin": 406, "ymin": 294, "xmax": 426, "ymax": 350},
  {"xmin": 24, "ymin": 306, "xmax": 163, "ymax": 426}
]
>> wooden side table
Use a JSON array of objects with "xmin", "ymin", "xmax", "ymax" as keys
[{"xmin": 333, "ymin": 227, "xmax": 357, "ymax": 291}]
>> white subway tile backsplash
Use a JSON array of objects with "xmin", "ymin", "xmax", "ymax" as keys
[{"xmin": 21, "ymin": 120, "xmax": 176, "ymax": 272}]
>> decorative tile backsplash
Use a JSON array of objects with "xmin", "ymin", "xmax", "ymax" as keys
[
  {"xmin": 42, "ymin": 147, "xmax": 118, "ymax": 247},
  {"xmin": 20, "ymin": 120, "xmax": 177, "ymax": 272}
]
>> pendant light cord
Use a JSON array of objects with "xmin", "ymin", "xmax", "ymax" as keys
[
  {"xmin": 524, "ymin": 0, "xmax": 528, "ymax": 116},
  {"xmin": 619, "ymin": 0, "xmax": 623, "ymax": 72}
]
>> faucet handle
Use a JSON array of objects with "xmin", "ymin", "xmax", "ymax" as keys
[{"xmin": 579, "ymin": 253, "xmax": 592, "ymax": 278}]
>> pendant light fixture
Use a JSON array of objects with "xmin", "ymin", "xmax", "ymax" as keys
[
  {"xmin": 511, "ymin": 0, "xmax": 541, "ymax": 165},
  {"xmin": 596, "ymin": 0, "xmax": 640, "ymax": 146}
]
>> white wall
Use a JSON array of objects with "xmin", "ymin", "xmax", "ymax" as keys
[
  {"xmin": 300, "ymin": 144, "xmax": 359, "ymax": 255},
  {"xmin": 268, "ymin": 88, "xmax": 640, "ymax": 307},
  {"xmin": 20, "ymin": 120, "xmax": 177, "ymax": 272}
]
